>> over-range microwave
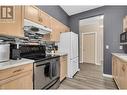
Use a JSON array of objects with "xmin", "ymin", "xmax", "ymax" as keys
[{"xmin": 120, "ymin": 32, "xmax": 127, "ymax": 44}]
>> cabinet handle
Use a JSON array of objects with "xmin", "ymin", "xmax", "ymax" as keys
[
  {"xmin": 38, "ymin": 17, "xmax": 42, "ymax": 22},
  {"xmin": 39, "ymin": 18, "xmax": 43, "ymax": 22},
  {"xmin": 13, "ymin": 69, "xmax": 24, "ymax": 73},
  {"xmin": 122, "ymin": 65, "xmax": 126, "ymax": 72}
]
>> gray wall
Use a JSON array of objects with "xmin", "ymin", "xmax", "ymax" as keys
[
  {"xmin": 69, "ymin": 6, "xmax": 127, "ymax": 75},
  {"xmin": 37, "ymin": 6, "xmax": 69, "ymax": 26}
]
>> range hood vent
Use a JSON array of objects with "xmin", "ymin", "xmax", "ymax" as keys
[{"xmin": 24, "ymin": 19, "xmax": 52, "ymax": 35}]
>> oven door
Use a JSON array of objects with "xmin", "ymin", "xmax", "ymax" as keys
[
  {"xmin": 34, "ymin": 60, "xmax": 52, "ymax": 89},
  {"xmin": 51, "ymin": 58, "xmax": 60, "ymax": 80}
]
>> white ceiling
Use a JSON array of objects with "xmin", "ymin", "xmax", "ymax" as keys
[
  {"xmin": 79, "ymin": 15, "xmax": 104, "ymax": 26},
  {"xmin": 60, "ymin": 6, "xmax": 103, "ymax": 16}
]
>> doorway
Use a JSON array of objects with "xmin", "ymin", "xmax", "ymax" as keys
[{"xmin": 79, "ymin": 15, "xmax": 104, "ymax": 65}]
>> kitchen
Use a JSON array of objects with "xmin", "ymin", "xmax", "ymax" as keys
[
  {"xmin": 0, "ymin": 5, "xmax": 127, "ymax": 90},
  {"xmin": 0, "ymin": 6, "xmax": 78, "ymax": 89}
]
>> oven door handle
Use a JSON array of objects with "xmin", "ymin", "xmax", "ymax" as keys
[
  {"xmin": 49, "ymin": 63, "xmax": 52, "ymax": 79},
  {"xmin": 36, "ymin": 62, "xmax": 50, "ymax": 67}
]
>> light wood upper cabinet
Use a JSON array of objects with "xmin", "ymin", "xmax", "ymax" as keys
[
  {"xmin": 24, "ymin": 6, "xmax": 40, "ymax": 24},
  {"xmin": 62, "ymin": 24, "xmax": 70, "ymax": 32},
  {"xmin": 0, "ymin": 5, "xmax": 70, "ymax": 39},
  {"xmin": 60, "ymin": 55, "xmax": 67, "ymax": 82},
  {"xmin": 59, "ymin": 23, "xmax": 69, "ymax": 33},
  {"xmin": 0, "ymin": 64, "xmax": 33, "ymax": 89},
  {"xmin": 123, "ymin": 16, "xmax": 127, "ymax": 32},
  {"xmin": 39, "ymin": 10, "xmax": 51, "ymax": 28},
  {"xmin": 50, "ymin": 18, "xmax": 61, "ymax": 41},
  {"xmin": 0, "ymin": 6, "xmax": 24, "ymax": 37},
  {"xmin": 25, "ymin": 6, "xmax": 51, "ymax": 29},
  {"xmin": 50, "ymin": 17, "xmax": 70, "ymax": 41}
]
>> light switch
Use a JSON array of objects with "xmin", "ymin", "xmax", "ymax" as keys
[
  {"xmin": 120, "ymin": 46, "xmax": 123, "ymax": 50},
  {"xmin": 106, "ymin": 45, "xmax": 109, "ymax": 49}
]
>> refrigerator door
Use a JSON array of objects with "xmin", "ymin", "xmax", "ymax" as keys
[
  {"xmin": 68, "ymin": 57, "xmax": 79, "ymax": 78},
  {"xmin": 70, "ymin": 33, "xmax": 78, "ymax": 59},
  {"xmin": 59, "ymin": 32, "xmax": 71, "ymax": 53}
]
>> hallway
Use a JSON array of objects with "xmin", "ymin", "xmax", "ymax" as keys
[{"xmin": 58, "ymin": 63, "xmax": 117, "ymax": 89}]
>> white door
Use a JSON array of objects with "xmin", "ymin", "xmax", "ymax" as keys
[{"xmin": 82, "ymin": 33, "xmax": 96, "ymax": 64}]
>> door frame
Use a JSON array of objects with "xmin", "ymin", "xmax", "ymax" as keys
[{"xmin": 81, "ymin": 32, "xmax": 97, "ymax": 65}]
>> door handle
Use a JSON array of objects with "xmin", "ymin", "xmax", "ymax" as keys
[
  {"xmin": 122, "ymin": 65, "xmax": 126, "ymax": 72},
  {"xmin": 13, "ymin": 69, "xmax": 24, "ymax": 73}
]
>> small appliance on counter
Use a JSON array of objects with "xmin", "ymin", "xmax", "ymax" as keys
[
  {"xmin": 0, "ymin": 43, "xmax": 10, "ymax": 62},
  {"xmin": 10, "ymin": 43, "xmax": 22, "ymax": 60},
  {"xmin": 120, "ymin": 32, "xmax": 127, "ymax": 44}
]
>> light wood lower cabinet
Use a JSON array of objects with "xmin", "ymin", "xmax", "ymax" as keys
[
  {"xmin": 0, "ymin": 64, "xmax": 33, "ymax": 89},
  {"xmin": 60, "ymin": 55, "xmax": 67, "ymax": 82},
  {"xmin": 112, "ymin": 55, "xmax": 127, "ymax": 89}
]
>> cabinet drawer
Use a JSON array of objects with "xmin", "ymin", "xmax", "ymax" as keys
[
  {"xmin": 0, "ymin": 70, "xmax": 33, "ymax": 89},
  {"xmin": 0, "ymin": 64, "xmax": 33, "ymax": 81}
]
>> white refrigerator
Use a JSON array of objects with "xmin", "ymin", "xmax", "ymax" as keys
[{"xmin": 59, "ymin": 32, "xmax": 79, "ymax": 78}]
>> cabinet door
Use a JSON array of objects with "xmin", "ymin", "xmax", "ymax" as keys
[
  {"xmin": 124, "ymin": 64, "xmax": 127, "ymax": 89},
  {"xmin": 112, "ymin": 56, "xmax": 115, "ymax": 78},
  {"xmin": 123, "ymin": 16, "xmax": 127, "ymax": 32},
  {"xmin": 112, "ymin": 56, "xmax": 120, "ymax": 87},
  {"xmin": 39, "ymin": 11, "xmax": 51, "ymax": 28},
  {"xmin": 59, "ymin": 23, "xmax": 70, "ymax": 33},
  {"xmin": 25, "ymin": 6, "xmax": 39, "ymax": 24},
  {"xmin": 50, "ymin": 18, "xmax": 60, "ymax": 41},
  {"xmin": 63, "ymin": 25, "xmax": 70, "ymax": 32},
  {"xmin": 0, "ymin": 70, "xmax": 33, "ymax": 89},
  {"xmin": 113, "ymin": 56, "xmax": 117, "ymax": 81},
  {"xmin": 116, "ymin": 58, "xmax": 120, "ymax": 88},
  {"xmin": 60, "ymin": 55, "xmax": 67, "ymax": 81},
  {"xmin": 0, "ymin": 6, "xmax": 24, "ymax": 37},
  {"xmin": 119, "ymin": 62, "xmax": 127, "ymax": 89}
]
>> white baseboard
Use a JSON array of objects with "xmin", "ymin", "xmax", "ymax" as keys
[
  {"xmin": 95, "ymin": 63, "xmax": 101, "ymax": 65},
  {"xmin": 103, "ymin": 74, "xmax": 112, "ymax": 78}
]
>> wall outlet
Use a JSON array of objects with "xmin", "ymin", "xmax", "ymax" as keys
[
  {"xmin": 120, "ymin": 46, "xmax": 123, "ymax": 50},
  {"xmin": 106, "ymin": 45, "xmax": 109, "ymax": 49}
]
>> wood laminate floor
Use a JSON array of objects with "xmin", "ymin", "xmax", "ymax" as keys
[{"xmin": 58, "ymin": 63, "xmax": 117, "ymax": 89}]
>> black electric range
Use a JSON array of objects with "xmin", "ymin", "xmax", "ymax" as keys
[{"xmin": 10, "ymin": 44, "xmax": 60, "ymax": 89}]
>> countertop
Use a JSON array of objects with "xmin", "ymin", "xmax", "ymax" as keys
[
  {"xmin": 0, "ymin": 58, "xmax": 34, "ymax": 70},
  {"xmin": 112, "ymin": 53, "xmax": 127, "ymax": 62}
]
